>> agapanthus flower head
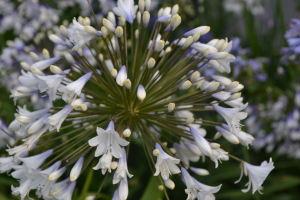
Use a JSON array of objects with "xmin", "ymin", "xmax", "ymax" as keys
[{"xmin": 0, "ymin": 1, "xmax": 274, "ymax": 199}]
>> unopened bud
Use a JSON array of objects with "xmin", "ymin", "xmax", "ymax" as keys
[
  {"xmin": 168, "ymin": 103, "xmax": 175, "ymax": 112},
  {"xmin": 190, "ymin": 71, "xmax": 200, "ymax": 82},
  {"xmin": 154, "ymin": 40, "xmax": 165, "ymax": 52},
  {"xmin": 49, "ymin": 167, "xmax": 66, "ymax": 181},
  {"xmin": 162, "ymin": 142, "xmax": 168, "ymax": 147},
  {"xmin": 101, "ymin": 26, "xmax": 108, "ymax": 38},
  {"xmin": 20, "ymin": 62, "xmax": 30, "ymax": 71},
  {"xmin": 123, "ymin": 128, "xmax": 131, "ymax": 137},
  {"xmin": 50, "ymin": 65, "xmax": 63, "ymax": 74},
  {"xmin": 158, "ymin": 8, "xmax": 164, "ymax": 18},
  {"xmin": 145, "ymin": 0, "xmax": 151, "ymax": 11},
  {"xmin": 186, "ymin": 116, "xmax": 194, "ymax": 124},
  {"xmin": 153, "ymin": 149, "xmax": 160, "ymax": 156},
  {"xmin": 137, "ymin": 85, "xmax": 146, "ymax": 101},
  {"xmin": 143, "ymin": 11, "xmax": 150, "ymax": 27},
  {"xmin": 78, "ymin": 16, "xmax": 83, "ymax": 24},
  {"xmin": 205, "ymin": 82, "xmax": 220, "ymax": 92},
  {"xmin": 206, "ymin": 52, "xmax": 229, "ymax": 60},
  {"xmin": 17, "ymin": 116, "xmax": 33, "ymax": 123},
  {"xmin": 170, "ymin": 14, "xmax": 181, "ymax": 31},
  {"xmin": 111, "ymin": 161, "xmax": 118, "ymax": 170},
  {"xmin": 103, "ymin": 18, "xmax": 115, "ymax": 33},
  {"xmin": 98, "ymin": 54, "xmax": 104, "ymax": 62},
  {"xmin": 137, "ymin": 11, "xmax": 141, "ymax": 24},
  {"xmin": 165, "ymin": 47, "xmax": 172, "ymax": 53},
  {"xmin": 190, "ymin": 167, "xmax": 209, "ymax": 176},
  {"xmin": 81, "ymin": 103, "xmax": 88, "ymax": 111},
  {"xmin": 139, "ymin": 0, "xmax": 145, "ymax": 13},
  {"xmin": 214, "ymin": 132, "xmax": 222, "ymax": 140},
  {"xmin": 193, "ymin": 32, "xmax": 201, "ymax": 42},
  {"xmin": 210, "ymin": 143, "xmax": 220, "ymax": 149},
  {"xmin": 77, "ymin": 47, "xmax": 83, "ymax": 57},
  {"xmin": 115, "ymin": 26, "xmax": 123, "ymax": 38},
  {"xmin": 147, "ymin": 58, "xmax": 156, "ymax": 69},
  {"xmin": 180, "ymin": 80, "xmax": 192, "ymax": 90},
  {"xmin": 85, "ymin": 195, "xmax": 96, "ymax": 200},
  {"xmin": 84, "ymin": 26, "xmax": 99, "ymax": 36},
  {"xmin": 125, "ymin": 79, "xmax": 131, "ymax": 89},
  {"xmin": 164, "ymin": 179, "xmax": 175, "ymax": 190},
  {"xmin": 60, "ymin": 25, "xmax": 68, "ymax": 36},
  {"xmin": 227, "ymin": 84, "xmax": 244, "ymax": 93},
  {"xmin": 107, "ymin": 12, "xmax": 116, "ymax": 26},
  {"xmin": 225, "ymin": 81, "xmax": 239, "ymax": 91},
  {"xmin": 111, "ymin": 68, "xmax": 118, "ymax": 78},
  {"xmin": 172, "ymin": 4, "xmax": 179, "ymax": 16},
  {"xmin": 29, "ymin": 52, "xmax": 39, "ymax": 61},
  {"xmin": 119, "ymin": 15, "xmax": 126, "ymax": 26},
  {"xmin": 42, "ymin": 49, "xmax": 50, "ymax": 59},
  {"xmin": 158, "ymin": 185, "xmax": 164, "ymax": 191},
  {"xmin": 135, "ymin": 29, "xmax": 139, "ymax": 39},
  {"xmin": 196, "ymin": 80, "xmax": 204, "ymax": 89},
  {"xmin": 227, "ymin": 93, "xmax": 241, "ymax": 101},
  {"xmin": 31, "ymin": 68, "xmax": 45, "ymax": 76},
  {"xmin": 169, "ymin": 148, "xmax": 177, "ymax": 154},
  {"xmin": 182, "ymin": 36, "xmax": 193, "ymax": 50},
  {"xmin": 70, "ymin": 157, "xmax": 84, "ymax": 182}
]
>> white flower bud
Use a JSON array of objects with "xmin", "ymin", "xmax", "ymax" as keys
[
  {"xmin": 205, "ymin": 82, "xmax": 220, "ymax": 92},
  {"xmin": 103, "ymin": 18, "xmax": 115, "ymax": 33},
  {"xmin": 139, "ymin": 0, "xmax": 145, "ymax": 13},
  {"xmin": 172, "ymin": 4, "xmax": 179, "ymax": 16},
  {"xmin": 202, "ymin": 48, "xmax": 210, "ymax": 56},
  {"xmin": 123, "ymin": 128, "xmax": 131, "ymax": 137},
  {"xmin": 107, "ymin": 12, "xmax": 115, "ymax": 26},
  {"xmin": 17, "ymin": 116, "xmax": 33, "ymax": 123},
  {"xmin": 70, "ymin": 157, "xmax": 84, "ymax": 181},
  {"xmin": 153, "ymin": 149, "xmax": 160, "ymax": 156},
  {"xmin": 81, "ymin": 104, "xmax": 88, "ymax": 111},
  {"xmin": 98, "ymin": 54, "xmax": 104, "ymax": 62},
  {"xmin": 49, "ymin": 167, "xmax": 66, "ymax": 181},
  {"xmin": 196, "ymin": 79, "xmax": 204, "ymax": 89},
  {"xmin": 42, "ymin": 49, "xmax": 50, "ymax": 59},
  {"xmin": 206, "ymin": 52, "xmax": 229, "ymax": 60},
  {"xmin": 182, "ymin": 36, "xmax": 193, "ymax": 50},
  {"xmin": 85, "ymin": 195, "xmax": 96, "ymax": 200},
  {"xmin": 165, "ymin": 47, "xmax": 172, "ymax": 53},
  {"xmin": 214, "ymin": 132, "xmax": 222, "ymax": 140},
  {"xmin": 111, "ymin": 161, "xmax": 118, "ymax": 170},
  {"xmin": 137, "ymin": 11, "xmax": 141, "ymax": 24},
  {"xmin": 29, "ymin": 52, "xmax": 40, "ymax": 61},
  {"xmin": 162, "ymin": 142, "xmax": 168, "ymax": 146},
  {"xmin": 186, "ymin": 116, "xmax": 194, "ymax": 124},
  {"xmin": 164, "ymin": 179, "xmax": 175, "ymax": 190},
  {"xmin": 135, "ymin": 29, "xmax": 139, "ymax": 39},
  {"xmin": 78, "ymin": 16, "xmax": 83, "ymax": 24},
  {"xmin": 20, "ymin": 62, "xmax": 30, "ymax": 71},
  {"xmin": 31, "ymin": 68, "xmax": 45, "ymax": 76},
  {"xmin": 145, "ymin": 0, "xmax": 151, "ymax": 11},
  {"xmin": 227, "ymin": 84, "xmax": 244, "ymax": 93},
  {"xmin": 60, "ymin": 25, "xmax": 68, "ymax": 37},
  {"xmin": 211, "ymin": 75, "xmax": 232, "ymax": 86},
  {"xmin": 169, "ymin": 148, "xmax": 177, "ymax": 154},
  {"xmin": 71, "ymin": 98, "xmax": 85, "ymax": 109},
  {"xmin": 190, "ymin": 71, "xmax": 200, "ymax": 82},
  {"xmin": 180, "ymin": 80, "xmax": 192, "ymax": 90},
  {"xmin": 225, "ymin": 81, "xmax": 239, "ymax": 91},
  {"xmin": 77, "ymin": 47, "xmax": 83, "ymax": 57},
  {"xmin": 137, "ymin": 85, "xmax": 146, "ymax": 101},
  {"xmin": 168, "ymin": 103, "xmax": 175, "ymax": 112},
  {"xmin": 143, "ymin": 11, "xmax": 150, "ymax": 27},
  {"xmin": 125, "ymin": 79, "xmax": 131, "ymax": 89},
  {"xmin": 190, "ymin": 167, "xmax": 209, "ymax": 176},
  {"xmin": 50, "ymin": 65, "xmax": 63, "ymax": 74},
  {"xmin": 214, "ymin": 39, "xmax": 225, "ymax": 50},
  {"xmin": 147, "ymin": 57, "xmax": 156, "ymax": 69},
  {"xmin": 210, "ymin": 143, "xmax": 220, "ymax": 149},
  {"xmin": 48, "ymin": 34, "xmax": 65, "ymax": 45},
  {"xmin": 101, "ymin": 26, "xmax": 108, "ymax": 38},
  {"xmin": 16, "ymin": 86, "xmax": 37, "ymax": 94},
  {"xmin": 115, "ymin": 26, "xmax": 124, "ymax": 38},
  {"xmin": 111, "ymin": 68, "xmax": 118, "ymax": 78},
  {"xmin": 158, "ymin": 8, "xmax": 164, "ymax": 18},
  {"xmin": 216, "ymin": 126, "xmax": 240, "ymax": 144},
  {"xmin": 116, "ymin": 66, "xmax": 127, "ymax": 86},
  {"xmin": 119, "ymin": 15, "xmax": 126, "ymax": 26},
  {"xmin": 193, "ymin": 32, "xmax": 201, "ymax": 42},
  {"xmin": 84, "ymin": 26, "xmax": 99, "ymax": 36},
  {"xmin": 170, "ymin": 14, "xmax": 181, "ymax": 31},
  {"xmin": 154, "ymin": 40, "xmax": 165, "ymax": 52},
  {"xmin": 227, "ymin": 93, "xmax": 241, "ymax": 101},
  {"xmin": 158, "ymin": 185, "xmax": 164, "ymax": 190}
]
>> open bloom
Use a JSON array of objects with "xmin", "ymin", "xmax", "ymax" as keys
[{"xmin": 235, "ymin": 158, "xmax": 274, "ymax": 194}]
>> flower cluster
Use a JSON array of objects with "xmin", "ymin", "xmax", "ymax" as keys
[{"xmin": 0, "ymin": 0, "xmax": 274, "ymax": 199}]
